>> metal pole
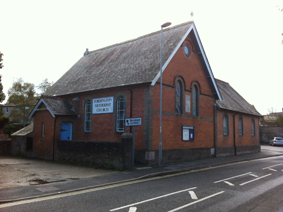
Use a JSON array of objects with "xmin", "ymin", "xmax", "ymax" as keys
[
  {"xmin": 132, "ymin": 126, "xmax": 135, "ymax": 170},
  {"xmin": 159, "ymin": 27, "xmax": 163, "ymax": 168},
  {"xmin": 159, "ymin": 22, "xmax": 171, "ymax": 168}
]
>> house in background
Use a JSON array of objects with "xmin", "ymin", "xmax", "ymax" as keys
[
  {"xmin": 260, "ymin": 109, "xmax": 283, "ymax": 143},
  {"xmin": 24, "ymin": 21, "xmax": 261, "ymax": 166},
  {"xmin": 0, "ymin": 103, "xmax": 15, "ymax": 117}
]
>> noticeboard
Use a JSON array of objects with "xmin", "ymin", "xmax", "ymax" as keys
[{"xmin": 182, "ymin": 125, "xmax": 194, "ymax": 141}]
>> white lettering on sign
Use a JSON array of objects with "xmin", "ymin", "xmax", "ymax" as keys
[
  {"xmin": 92, "ymin": 97, "xmax": 114, "ymax": 114},
  {"xmin": 125, "ymin": 118, "xmax": 142, "ymax": 126}
]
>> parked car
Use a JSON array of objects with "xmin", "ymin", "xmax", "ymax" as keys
[{"xmin": 269, "ymin": 137, "xmax": 283, "ymax": 146}]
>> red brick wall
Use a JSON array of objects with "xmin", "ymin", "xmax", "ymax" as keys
[
  {"xmin": 33, "ymin": 108, "xmax": 55, "ymax": 159},
  {"xmin": 151, "ymin": 33, "xmax": 216, "ymax": 151},
  {"xmin": 62, "ymin": 84, "xmax": 147, "ymax": 150},
  {"xmin": 216, "ymin": 109, "xmax": 260, "ymax": 148}
]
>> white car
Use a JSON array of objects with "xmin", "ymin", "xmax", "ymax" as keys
[{"xmin": 269, "ymin": 137, "xmax": 283, "ymax": 146}]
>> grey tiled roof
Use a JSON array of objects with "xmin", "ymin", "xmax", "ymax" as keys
[
  {"xmin": 29, "ymin": 96, "xmax": 77, "ymax": 118},
  {"xmin": 216, "ymin": 79, "xmax": 261, "ymax": 116},
  {"xmin": 47, "ymin": 22, "xmax": 194, "ymax": 96},
  {"xmin": 42, "ymin": 97, "xmax": 77, "ymax": 116},
  {"xmin": 12, "ymin": 123, "xmax": 33, "ymax": 136}
]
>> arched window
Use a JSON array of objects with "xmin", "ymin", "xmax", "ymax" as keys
[
  {"xmin": 175, "ymin": 80, "xmax": 183, "ymax": 114},
  {"xmin": 223, "ymin": 115, "xmax": 229, "ymax": 136},
  {"xmin": 192, "ymin": 84, "xmax": 199, "ymax": 116},
  {"xmin": 238, "ymin": 117, "xmax": 243, "ymax": 136},
  {"xmin": 251, "ymin": 119, "xmax": 255, "ymax": 136},
  {"xmin": 116, "ymin": 96, "xmax": 126, "ymax": 132},
  {"xmin": 84, "ymin": 99, "xmax": 91, "ymax": 132},
  {"xmin": 42, "ymin": 122, "xmax": 45, "ymax": 138}
]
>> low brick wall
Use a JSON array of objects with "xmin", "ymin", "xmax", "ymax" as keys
[
  {"xmin": 136, "ymin": 148, "xmax": 214, "ymax": 166},
  {"xmin": 236, "ymin": 145, "xmax": 260, "ymax": 155},
  {"xmin": 216, "ymin": 147, "xmax": 235, "ymax": 157},
  {"xmin": 216, "ymin": 145, "xmax": 260, "ymax": 157},
  {"xmin": 0, "ymin": 140, "xmax": 11, "ymax": 155},
  {"xmin": 55, "ymin": 134, "xmax": 133, "ymax": 170}
]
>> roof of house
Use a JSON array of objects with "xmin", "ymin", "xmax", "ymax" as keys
[
  {"xmin": 0, "ymin": 103, "xmax": 15, "ymax": 107},
  {"xmin": 46, "ymin": 21, "xmax": 222, "ymax": 100},
  {"xmin": 11, "ymin": 123, "xmax": 33, "ymax": 137},
  {"xmin": 29, "ymin": 96, "xmax": 77, "ymax": 118},
  {"xmin": 216, "ymin": 79, "xmax": 261, "ymax": 116}
]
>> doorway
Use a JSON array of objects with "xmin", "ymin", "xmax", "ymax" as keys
[{"xmin": 60, "ymin": 123, "xmax": 72, "ymax": 140}]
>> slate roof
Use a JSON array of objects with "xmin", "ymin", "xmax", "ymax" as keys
[
  {"xmin": 11, "ymin": 123, "xmax": 33, "ymax": 137},
  {"xmin": 216, "ymin": 79, "xmax": 261, "ymax": 116},
  {"xmin": 46, "ymin": 21, "xmax": 222, "ymax": 100},
  {"xmin": 29, "ymin": 96, "xmax": 77, "ymax": 118}
]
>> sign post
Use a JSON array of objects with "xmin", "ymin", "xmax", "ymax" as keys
[{"xmin": 125, "ymin": 118, "xmax": 142, "ymax": 170}]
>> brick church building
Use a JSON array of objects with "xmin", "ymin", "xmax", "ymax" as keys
[{"xmin": 25, "ymin": 21, "xmax": 261, "ymax": 166}]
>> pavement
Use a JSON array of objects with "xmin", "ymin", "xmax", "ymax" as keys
[{"xmin": 0, "ymin": 145, "xmax": 283, "ymax": 204}]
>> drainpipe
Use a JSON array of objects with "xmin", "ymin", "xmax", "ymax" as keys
[
  {"xmin": 128, "ymin": 88, "xmax": 133, "ymax": 133},
  {"xmin": 213, "ymin": 102, "xmax": 218, "ymax": 157},
  {"xmin": 52, "ymin": 116, "xmax": 58, "ymax": 161},
  {"xmin": 233, "ymin": 113, "xmax": 238, "ymax": 155}
]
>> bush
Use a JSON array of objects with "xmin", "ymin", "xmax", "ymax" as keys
[
  {"xmin": 0, "ymin": 116, "xmax": 9, "ymax": 129},
  {"xmin": 3, "ymin": 123, "xmax": 15, "ymax": 136}
]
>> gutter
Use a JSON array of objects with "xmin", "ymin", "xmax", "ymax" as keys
[
  {"xmin": 233, "ymin": 113, "xmax": 238, "ymax": 155},
  {"xmin": 52, "ymin": 116, "xmax": 58, "ymax": 161}
]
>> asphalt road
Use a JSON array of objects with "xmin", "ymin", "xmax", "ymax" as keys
[{"xmin": 1, "ymin": 153, "xmax": 283, "ymax": 211}]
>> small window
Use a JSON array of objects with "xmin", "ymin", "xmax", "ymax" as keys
[
  {"xmin": 223, "ymin": 115, "xmax": 229, "ymax": 136},
  {"xmin": 175, "ymin": 80, "xmax": 183, "ymax": 114},
  {"xmin": 251, "ymin": 119, "xmax": 255, "ymax": 136},
  {"xmin": 192, "ymin": 84, "xmax": 199, "ymax": 116},
  {"xmin": 42, "ymin": 122, "xmax": 45, "ymax": 138},
  {"xmin": 116, "ymin": 96, "xmax": 126, "ymax": 132},
  {"xmin": 6, "ymin": 108, "xmax": 9, "ymax": 113},
  {"xmin": 84, "ymin": 100, "xmax": 91, "ymax": 132},
  {"xmin": 184, "ymin": 46, "xmax": 189, "ymax": 55},
  {"xmin": 239, "ymin": 117, "xmax": 243, "ymax": 136}
]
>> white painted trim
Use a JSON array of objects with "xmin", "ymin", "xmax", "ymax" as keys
[
  {"xmin": 191, "ymin": 25, "xmax": 222, "ymax": 101},
  {"xmin": 151, "ymin": 24, "xmax": 194, "ymax": 86},
  {"xmin": 151, "ymin": 23, "xmax": 222, "ymax": 101},
  {"xmin": 29, "ymin": 98, "xmax": 55, "ymax": 118}
]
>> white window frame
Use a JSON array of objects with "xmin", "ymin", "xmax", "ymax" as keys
[
  {"xmin": 84, "ymin": 99, "xmax": 91, "ymax": 132},
  {"xmin": 116, "ymin": 96, "xmax": 126, "ymax": 132}
]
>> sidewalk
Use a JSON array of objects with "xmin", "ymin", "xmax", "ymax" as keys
[{"xmin": 0, "ymin": 145, "xmax": 282, "ymax": 204}]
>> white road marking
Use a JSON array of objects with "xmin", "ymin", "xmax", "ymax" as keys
[
  {"xmin": 249, "ymin": 174, "xmax": 258, "ymax": 178},
  {"xmin": 240, "ymin": 174, "xmax": 272, "ymax": 186},
  {"xmin": 262, "ymin": 163, "xmax": 282, "ymax": 170},
  {"xmin": 266, "ymin": 168, "xmax": 277, "ymax": 172},
  {"xmin": 223, "ymin": 181, "xmax": 234, "ymax": 186},
  {"xmin": 167, "ymin": 191, "xmax": 225, "ymax": 212},
  {"xmin": 188, "ymin": 191, "xmax": 198, "ymax": 200},
  {"xmin": 214, "ymin": 172, "xmax": 252, "ymax": 183},
  {"xmin": 128, "ymin": 207, "xmax": 137, "ymax": 212},
  {"xmin": 110, "ymin": 187, "xmax": 197, "ymax": 211}
]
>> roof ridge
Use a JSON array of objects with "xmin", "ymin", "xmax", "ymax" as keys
[
  {"xmin": 87, "ymin": 21, "xmax": 194, "ymax": 55},
  {"xmin": 215, "ymin": 78, "xmax": 229, "ymax": 85}
]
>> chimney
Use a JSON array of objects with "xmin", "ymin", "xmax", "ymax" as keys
[{"xmin": 84, "ymin": 48, "xmax": 89, "ymax": 56}]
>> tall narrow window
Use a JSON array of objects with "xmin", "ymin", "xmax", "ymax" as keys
[
  {"xmin": 42, "ymin": 122, "xmax": 45, "ymax": 138},
  {"xmin": 192, "ymin": 84, "xmax": 199, "ymax": 116},
  {"xmin": 116, "ymin": 96, "xmax": 126, "ymax": 132},
  {"xmin": 84, "ymin": 100, "xmax": 91, "ymax": 132},
  {"xmin": 175, "ymin": 80, "xmax": 183, "ymax": 114},
  {"xmin": 223, "ymin": 115, "xmax": 229, "ymax": 136},
  {"xmin": 251, "ymin": 119, "xmax": 255, "ymax": 136},
  {"xmin": 239, "ymin": 117, "xmax": 243, "ymax": 136}
]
